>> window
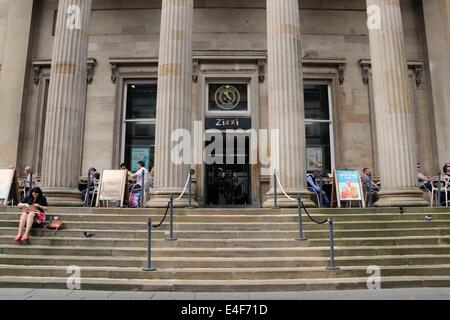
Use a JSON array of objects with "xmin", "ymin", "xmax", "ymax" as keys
[
  {"xmin": 304, "ymin": 83, "xmax": 334, "ymax": 174},
  {"xmin": 123, "ymin": 82, "xmax": 157, "ymax": 172}
]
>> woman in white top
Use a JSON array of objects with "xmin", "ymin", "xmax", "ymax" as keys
[{"xmin": 129, "ymin": 161, "xmax": 152, "ymax": 200}]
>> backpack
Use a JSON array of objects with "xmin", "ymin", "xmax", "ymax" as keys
[{"xmin": 129, "ymin": 188, "xmax": 142, "ymax": 208}]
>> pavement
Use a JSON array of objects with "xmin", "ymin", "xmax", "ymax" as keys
[{"xmin": 1, "ymin": 288, "xmax": 450, "ymax": 300}]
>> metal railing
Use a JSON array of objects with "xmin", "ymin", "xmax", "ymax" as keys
[
  {"xmin": 273, "ymin": 170, "xmax": 339, "ymax": 271},
  {"xmin": 143, "ymin": 170, "xmax": 195, "ymax": 272}
]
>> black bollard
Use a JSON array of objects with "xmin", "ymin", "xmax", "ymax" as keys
[
  {"xmin": 296, "ymin": 194, "xmax": 307, "ymax": 241},
  {"xmin": 326, "ymin": 217, "xmax": 340, "ymax": 271},
  {"xmin": 143, "ymin": 218, "xmax": 156, "ymax": 272},
  {"xmin": 167, "ymin": 194, "xmax": 177, "ymax": 241}
]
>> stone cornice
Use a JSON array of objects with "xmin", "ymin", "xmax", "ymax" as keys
[
  {"xmin": 109, "ymin": 57, "xmax": 159, "ymax": 83},
  {"xmin": 359, "ymin": 59, "xmax": 423, "ymax": 86},
  {"xmin": 109, "ymin": 53, "xmax": 346, "ymax": 85},
  {"xmin": 32, "ymin": 58, "xmax": 97, "ymax": 85}
]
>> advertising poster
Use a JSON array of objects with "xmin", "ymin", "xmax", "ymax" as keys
[
  {"xmin": 131, "ymin": 148, "xmax": 150, "ymax": 172},
  {"xmin": 335, "ymin": 170, "xmax": 362, "ymax": 201}
]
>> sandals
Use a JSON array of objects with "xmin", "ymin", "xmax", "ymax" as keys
[
  {"xmin": 20, "ymin": 236, "xmax": 28, "ymax": 242},
  {"xmin": 14, "ymin": 235, "xmax": 21, "ymax": 241}
]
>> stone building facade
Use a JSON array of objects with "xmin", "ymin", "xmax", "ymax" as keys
[{"xmin": 0, "ymin": 0, "xmax": 448, "ymax": 207}]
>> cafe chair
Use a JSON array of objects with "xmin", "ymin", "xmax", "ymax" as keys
[{"xmin": 430, "ymin": 176, "xmax": 448, "ymax": 207}]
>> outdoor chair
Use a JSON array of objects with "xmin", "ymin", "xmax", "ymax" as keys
[{"xmin": 430, "ymin": 175, "xmax": 448, "ymax": 207}]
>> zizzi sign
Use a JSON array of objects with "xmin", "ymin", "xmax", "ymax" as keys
[{"xmin": 206, "ymin": 117, "xmax": 251, "ymax": 130}]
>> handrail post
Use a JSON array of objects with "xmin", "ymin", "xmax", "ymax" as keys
[
  {"xmin": 85, "ymin": 170, "xmax": 91, "ymax": 207},
  {"xmin": 143, "ymin": 218, "xmax": 156, "ymax": 271},
  {"xmin": 167, "ymin": 194, "xmax": 177, "ymax": 241},
  {"xmin": 273, "ymin": 171, "xmax": 279, "ymax": 209},
  {"xmin": 437, "ymin": 173, "xmax": 441, "ymax": 207},
  {"xmin": 141, "ymin": 169, "xmax": 145, "ymax": 208},
  {"xmin": 29, "ymin": 170, "xmax": 33, "ymax": 198},
  {"xmin": 296, "ymin": 194, "xmax": 307, "ymax": 241},
  {"xmin": 319, "ymin": 173, "xmax": 323, "ymax": 208},
  {"xmin": 326, "ymin": 217, "xmax": 340, "ymax": 271},
  {"xmin": 188, "ymin": 172, "xmax": 192, "ymax": 209}
]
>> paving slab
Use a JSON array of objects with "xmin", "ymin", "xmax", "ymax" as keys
[
  {"xmin": 194, "ymin": 293, "xmax": 250, "ymax": 300},
  {"xmin": 108, "ymin": 291, "xmax": 156, "ymax": 300},
  {"xmin": 152, "ymin": 292, "xmax": 196, "ymax": 300},
  {"xmin": 66, "ymin": 290, "xmax": 114, "ymax": 300}
]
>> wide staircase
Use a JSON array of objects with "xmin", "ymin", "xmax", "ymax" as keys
[{"xmin": 0, "ymin": 206, "xmax": 450, "ymax": 291}]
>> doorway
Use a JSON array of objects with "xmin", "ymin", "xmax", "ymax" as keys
[{"xmin": 205, "ymin": 133, "xmax": 251, "ymax": 206}]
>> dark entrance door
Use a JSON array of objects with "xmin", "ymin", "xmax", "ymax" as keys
[{"xmin": 205, "ymin": 133, "xmax": 251, "ymax": 206}]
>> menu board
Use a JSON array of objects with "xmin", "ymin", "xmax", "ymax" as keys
[
  {"xmin": 0, "ymin": 169, "xmax": 15, "ymax": 205},
  {"xmin": 96, "ymin": 170, "xmax": 128, "ymax": 207},
  {"xmin": 332, "ymin": 169, "xmax": 365, "ymax": 208}
]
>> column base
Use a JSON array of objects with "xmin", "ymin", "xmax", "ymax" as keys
[
  {"xmin": 42, "ymin": 188, "xmax": 84, "ymax": 207},
  {"xmin": 146, "ymin": 188, "xmax": 199, "ymax": 208},
  {"xmin": 262, "ymin": 188, "xmax": 316, "ymax": 208},
  {"xmin": 374, "ymin": 188, "xmax": 429, "ymax": 207}
]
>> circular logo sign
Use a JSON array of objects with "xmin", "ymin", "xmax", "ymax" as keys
[{"xmin": 214, "ymin": 85, "xmax": 241, "ymax": 110}]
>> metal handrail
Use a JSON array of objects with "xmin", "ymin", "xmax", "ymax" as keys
[
  {"xmin": 273, "ymin": 171, "xmax": 339, "ymax": 270},
  {"xmin": 143, "ymin": 171, "xmax": 194, "ymax": 272}
]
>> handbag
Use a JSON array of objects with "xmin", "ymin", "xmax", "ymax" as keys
[
  {"xmin": 40, "ymin": 216, "xmax": 64, "ymax": 236},
  {"xmin": 48, "ymin": 217, "xmax": 64, "ymax": 230}
]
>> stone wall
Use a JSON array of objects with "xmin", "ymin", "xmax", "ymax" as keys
[
  {"xmin": 0, "ymin": 0, "xmax": 9, "ymax": 66},
  {"xmin": 17, "ymin": 0, "xmax": 438, "ymax": 180}
]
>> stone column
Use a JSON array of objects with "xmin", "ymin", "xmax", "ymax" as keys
[
  {"xmin": 0, "ymin": 0, "xmax": 34, "ymax": 168},
  {"xmin": 40, "ymin": 0, "xmax": 92, "ymax": 206},
  {"xmin": 262, "ymin": 0, "xmax": 315, "ymax": 208},
  {"xmin": 422, "ymin": 0, "xmax": 450, "ymax": 169},
  {"xmin": 366, "ymin": 0, "xmax": 428, "ymax": 207},
  {"xmin": 148, "ymin": 0, "xmax": 197, "ymax": 208}
]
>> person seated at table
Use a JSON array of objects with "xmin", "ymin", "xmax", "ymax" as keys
[
  {"xmin": 22, "ymin": 166, "xmax": 37, "ymax": 200},
  {"xmin": 439, "ymin": 163, "xmax": 450, "ymax": 205},
  {"xmin": 15, "ymin": 187, "xmax": 48, "ymax": 242},
  {"xmin": 81, "ymin": 167, "xmax": 100, "ymax": 204},
  {"xmin": 362, "ymin": 168, "xmax": 380, "ymax": 192},
  {"xmin": 307, "ymin": 169, "xmax": 330, "ymax": 207},
  {"xmin": 417, "ymin": 163, "xmax": 432, "ymax": 191},
  {"xmin": 149, "ymin": 167, "xmax": 155, "ymax": 190},
  {"xmin": 443, "ymin": 163, "xmax": 450, "ymax": 178}
]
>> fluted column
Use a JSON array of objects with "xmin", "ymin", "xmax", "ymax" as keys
[
  {"xmin": 263, "ymin": 0, "xmax": 314, "ymax": 208},
  {"xmin": 148, "ymin": 0, "xmax": 197, "ymax": 208},
  {"xmin": 41, "ymin": 0, "xmax": 92, "ymax": 206},
  {"xmin": 0, "ymin": 0, "xmax": 34, "ymax": 168},
  {"xmin": 367, "ymin": 0, "xmax": 428, "ymax": 207}
]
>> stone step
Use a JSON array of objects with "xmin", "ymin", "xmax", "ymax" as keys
[
  {"xmin": 1, "ymin": 275, "xmax": 450, "ymax": 292},
  {"xmin": 2, "ymin": 226, "xmax": 450, "ymax": 239},
  {"xmin": 2, "ymin": 243, "xmax": 450, "ymax": 260},
  {"xmin": 1, "ymin": 212, "xmax": 448, "ymax": 223},
  {"xmin": 2, "ymin": 264, "xmax": 450, "ymax": 281},
  {"xmin": 2, "ymin": 207, "xmax": 448, "ymax": 215},
  {"xmin": 4, "ymin": 253, "xmax": 450, "ymax": 269},
  {"xmin": 0, "ymin": 220, "xmax": 446, "ymax": 231},
  {"xmin": 2, "ymin": 234, "xmax": 450, "ymax": 248}
]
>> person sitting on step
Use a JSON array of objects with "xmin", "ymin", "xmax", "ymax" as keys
[{"xmin": 15, "ymin": 187, "xmax": 48, "ymax": 242}]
